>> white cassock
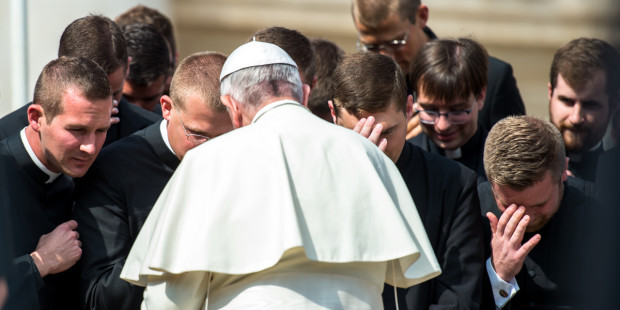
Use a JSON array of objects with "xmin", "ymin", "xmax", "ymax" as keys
[{"xmin": 121, "ymin": 100, "xmax": 441, "ymax": 309}]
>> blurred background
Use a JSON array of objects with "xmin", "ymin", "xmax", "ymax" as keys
[{"xmin": 2, "ymin": 0, "xmax": 619, "ymax": 119}]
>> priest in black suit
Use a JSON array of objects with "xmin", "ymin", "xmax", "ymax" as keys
[
  {"xmin": 330, "ymin": 52, "xmax": 485, "ymax": 309},
  {"xmin": 547, "ymin": 38, "xmax": 620, "ymax": 183},
  {"xmin": 0, "ymin": 15, "xmax": 159, "ymax": 145},
  {"xmin": 406, "ymin": 38, "xmax": 489, "ymax": 182},
  {"xmin": 480, "ymin": 116, "xmax": 606, "ymax": 309},
  {"xmin": 73, "ymin": 52, "xmax": 233, "ymax": 309},
  {"xmin": 2, "ymin": 57, "xmax": 113, "ymax": 310},
  {"xmin": 351, "ymin": 0, "xmax": 524, "ymax": 140}
]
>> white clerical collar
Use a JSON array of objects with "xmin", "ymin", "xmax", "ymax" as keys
[
  {"xmin": 252, "ymin": 100, "xmax": 301, "ymax": 124},
  {"xmin": 20, "ymin": 128, "xmax": 61, "ymax": 183},
  {"xmin": 160, "ymin": 119, "xmax": 176, "ymax": 156},
  {"xmin": 445, "ymin": 147, "xmax": 462, "ymax": 159}
]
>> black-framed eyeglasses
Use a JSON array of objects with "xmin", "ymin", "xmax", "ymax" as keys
[
  {"xmin": 357, "ymin": 27, "xmax": 410, "ymax": 53},
  {"xmin": 173, "ymin": 107, "xmax": 210, "ymax": 144},
  {"xmin": 414, "ymin": 108, "xmax": 473, "ymax": 125}
]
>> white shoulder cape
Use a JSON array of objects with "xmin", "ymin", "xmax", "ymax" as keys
[{"xmin": 121, "ymin": 100, "xmax": 440, "ymax": 288}]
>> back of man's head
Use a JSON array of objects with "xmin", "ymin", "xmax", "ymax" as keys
[
  {"xmin": 220, "ymin": 41, "xmax": 302, "ymax": 114},
  {"xmin": 352, "ymin": 0, "xmax": 420, "ymax": 27},
  {"xmin": 331, "ymin": 52, "xmax": 406, "ymax": 117},
  {"xmin": 410, "ymin": 37, "xmax": 488, "ymax": 104},
  {"xmin": 307, "ymin": 38, "xmax": 345, "ymax": 120},
  {"xmin": 58, "ymin": 15, "xmax": 127, "ymax": 75},
  {"xmin": 115, "ymin": 4, "xmax": 176, "ymax": 61},
  {"xmin": 251, "ymin": 26, "xmax": 316, "ymax": 86},
  {"xmin": 33, "ymin": 56, "xmax": 111, "ymax": 121},
  {"xmin": 170, "ymin": 51, "xmax": 227, "ymax": 113},
  {"xmin": 484, "ymin": 116, "xmax": 566, "ymax": 191},
  {"xmin": 549, "ymin": 37, "xmax": 620, "ymax": 108},
  {"xmin": 123, "ymin": 23, "xmax": 172, "ymax": 87}
]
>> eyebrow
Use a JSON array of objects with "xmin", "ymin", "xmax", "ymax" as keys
[{"xmin": 381, "ymin": 124, "xmax": 398, "ymax": 134}]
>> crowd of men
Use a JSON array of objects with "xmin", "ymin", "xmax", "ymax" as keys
[{"xmin": 0, "ymin": 0, "xmax": 618, "ymax": 309}]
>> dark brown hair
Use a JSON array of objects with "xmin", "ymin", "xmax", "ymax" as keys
[
  {"xmin": 58, "ymin": 15, "xmax": 127, "ymax": 75},
  {"xmin": 410, "ymin": 37, "xmax": 488, "ymax": 104},
  {"xmin": 331, "ymin": 52, "xmax": 406, "ymax": 116}
]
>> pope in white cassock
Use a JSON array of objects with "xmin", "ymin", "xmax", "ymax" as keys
[{"xmin": 121, "ymin": 40, "xmax": 441, "ymax": 309}]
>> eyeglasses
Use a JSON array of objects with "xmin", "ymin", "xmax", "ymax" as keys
[
  {"xmin": 173, "ymin": 107, "xmax": 210, "ymax": 144},
  {"xmin": 414, "ymin": 108, "xmax": 473, "ymax": 125},
  {"xmin": 357, "ymin": 28, "xmax": 409, "ymax": 53}
]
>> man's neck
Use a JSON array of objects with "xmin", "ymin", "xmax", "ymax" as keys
[{"xmin": 23, "ymin": 126, "xmax": 61, "ymax": 182}]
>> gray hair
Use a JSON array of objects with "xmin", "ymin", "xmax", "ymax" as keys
[{"xmin": 220, "ymin": 63, "xmax": 302, "ymax": 113}]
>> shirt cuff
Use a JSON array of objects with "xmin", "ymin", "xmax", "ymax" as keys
[{"xmin": 486, "ymin": 257, "xmax": 519, "ymax": 308}]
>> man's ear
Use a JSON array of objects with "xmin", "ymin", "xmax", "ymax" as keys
[
  {"xmin": 27, "ymin": 104, "xmax": 44, "ymax": 132},
  {"xmin": 406, "ymin": 94, "xmax": 414, "ymax": 120},
  {"xmin": 328, "ymin": 100, "xmax": 338, "ymax": 124},
  {"xmin": 221, "ymin": 94, "xmax": 243, "ymax": 128},
  {"xmin": 548, "ymin": 82, "xmax": 554, "ymax": 101},
  {"xmin": 160, "ymin": 95, "xmax": 173, "ymax": 121},
  {"xmin": 416, "ymin": 4, "xmax": 429, "ymax": 28},
  {"xmin": 477, "ymin": 87, "xmax": 487, "ymax": 111},
  {"xmin": 301, "ymin": 84, "xmax": 311, "ymax": 107}
]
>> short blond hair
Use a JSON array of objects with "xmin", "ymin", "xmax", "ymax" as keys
[
  {"xmin": 170, "ymin": 51, "xmax": 227, "ymax": 112},
  {"xmin": 484, "ymin": 116, "xmax": 565, "ymax": 190}
]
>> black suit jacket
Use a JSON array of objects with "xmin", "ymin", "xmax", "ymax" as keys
[
  {"xmin": 0, "ymin": 133, "xmax": 78, "ymax": 310},
  {"xmin": 409, "ymin": 127, "xmax": 488, "ymax": 182},
  {"xmin": 0, "ymin": 97, "xmax": 160, "ymax": 146},
  {"xmin": 73, "ymin": 121, "xmax": 179, "ymax": 309},
  {"xmin": 416, "ymin": 27, "xmax": 525, "ymax": 133},
  {"xmin": 568, "ymin": 144, "xmax": 604, "ymax": 183},
  {"xmin": 479, "ymin": 182, "xmax": 606, "ymax": 309},
  {"xmin": 383, "ymin": 142, "xmax": 484, "ymax": 309}
]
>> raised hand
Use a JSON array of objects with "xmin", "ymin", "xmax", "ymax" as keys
[
  {"xmin": 352, "ymin": 116, "xmax": 387, "ymax": 152},
  {"xmin": 487, "ymin": 205, "xmax": 541, "ymax": 281}
]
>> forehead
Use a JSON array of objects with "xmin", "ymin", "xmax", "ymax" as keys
[
  {"xmin": 491, "ymin": 173, "xmax": 556, "ymax": 207},
  {"xmin": 417, "ymin": 91, "xmax": 473, "ymax": 107},
  {"xmin": 554, "ymin": 71, "xmax": 608, "ymax": 101},
  {"xmin": 355, "ymin": 11, "xmax": 409, "ymax": 40},
  {"xmin": 54, "ymin": 88, "xmax": 111, "ymax": 120}
]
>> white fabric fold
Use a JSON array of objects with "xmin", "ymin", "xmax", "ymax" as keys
[{"xmin": 121, "ymin": 100, "xmax": 440, "ymax": 289}]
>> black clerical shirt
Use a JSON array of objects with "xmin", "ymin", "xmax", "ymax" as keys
[
  {"xmin": 409, "ymin": 127, "xmax": 488, "ymax": 182},
  {"xmin": 382, "ymin": 141, "xmax": 484, "ymax": 309},
  {"xmin": 73, "ymin": 121, "xmax": 179, "ymax": 309},
  {"xmin": 0, "ymin": 133, "xmax": 78, "ymax": 310}
]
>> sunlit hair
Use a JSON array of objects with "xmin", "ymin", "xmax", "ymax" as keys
[
  {"xmin": 352, "ymin": 0, "xmax": 420, "ymax": 27},
  {"xmin": 33, "ymin": 56, "xmax": 111, "ymax": 121},
  {"xmin": 410, "ymin": 37, "xmax": 488, "ymax": 104},
  {"xmin": 484, "ymin": 116, "xmax": 566, "ymax": 191},
  {"xmin": 170, "ymin": 51, "xmax": 227, "ymax": 112},
  {"xmin": 220, "ymin": 64, "xmax": 302, "ymax": 113},
  {"xmin": 58, "ymin": 14, "xmax": 127, "ymax": 75},
  {"xmin": 331, "ymin": 52, "xmax": 406, "ymax": 117},
  {"xmin": 550, "ymin": 37, "xmax": 620, "ymax": 109}
]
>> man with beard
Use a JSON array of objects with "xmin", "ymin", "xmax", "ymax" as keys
[{"xmin": 548, "ymin": 38, "xmax": 620, "ymax": 183}]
